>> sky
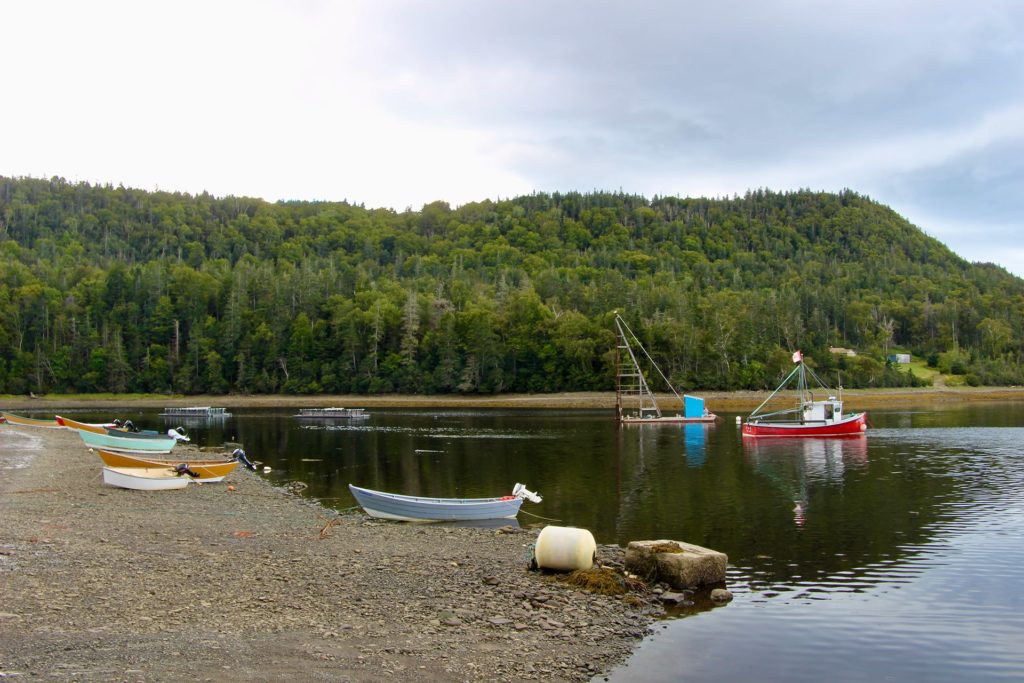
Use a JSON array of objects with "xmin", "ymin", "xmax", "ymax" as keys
[{"xmin": 4, "ymin": 0, "xmax": 1023, "ymax": 276}]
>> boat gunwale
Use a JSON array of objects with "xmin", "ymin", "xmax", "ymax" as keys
[{"xmin": 349, "ymin": 484, "xmax": 517, "ymax": 506}]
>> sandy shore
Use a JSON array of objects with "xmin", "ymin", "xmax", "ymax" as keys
[
  {"xmin": 0, "ymin": 425, "xmax": 660, "ymax": 682},
  {"xmin": 4, "ymin": 385, "xmax": 1024, "ymax": 414}
]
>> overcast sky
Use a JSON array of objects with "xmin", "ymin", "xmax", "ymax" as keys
[{"xmin": 5, "ymin": 1, "xmax": 1023, "ymax": 275}]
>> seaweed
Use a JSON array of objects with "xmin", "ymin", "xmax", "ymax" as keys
[{"xmin": 558, "ymin": 567, "xmax": 628, "ymax": 595}]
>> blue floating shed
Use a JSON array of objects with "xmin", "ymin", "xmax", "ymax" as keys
[{"xmin": 684, "ymin": 395, "xmax": 705, "ymax": 419}]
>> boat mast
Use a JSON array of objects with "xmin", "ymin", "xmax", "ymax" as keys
[
  {"xmin": 747, "ymin": 354, "xmax": 838, "ymax": 423},
  {"xmin": 798, "ymin": 360, "xmax": 808, "ymax": 406},
  {"xmin": 614, "ymin": 342, "xmax": 624, "ymax": 421},
  {"xmin": 614, "ymin": 314, "xmax": 665, "ymax": 419}
]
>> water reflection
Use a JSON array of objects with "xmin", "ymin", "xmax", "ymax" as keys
[
  {"xmin": 744, "ymin": 435, "xmax": 868, "ymax": 528},
  {"xmin": 23, "ymin": 404, "xmax": 1024, "ymax": 682},
  {"xmin": 683, "ymin": 423, "xmax": 708, "ymax": 467},
  {"xmin": 607, "ymin": 415, "xmax": 1024, "ymax": 683},
  {"xmin": 744, "ymin": 435, "xmax": 868, "ymax": 484}
]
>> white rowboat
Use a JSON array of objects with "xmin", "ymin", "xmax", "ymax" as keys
[
  {"xmin": 348, "ymin": 483, "xmax": 542, "ymax": 522},
  {"xmin": 101, "ymin": 466, "xmax": 192, "ymax": 491}
]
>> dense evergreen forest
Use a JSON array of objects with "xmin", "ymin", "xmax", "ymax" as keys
[{"xmin": 2, "ymin": 176, "xmax": 1023, "ymax": 396}]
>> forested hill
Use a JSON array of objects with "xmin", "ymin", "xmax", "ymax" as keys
[{"xmin": 1, "ymin": 175, "xmax": 1022, "ymax": 396}]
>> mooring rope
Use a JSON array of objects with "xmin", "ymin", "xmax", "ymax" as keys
[{"xmin": 518, "ymin": 508, "xmax": 562, "ymax": 522}]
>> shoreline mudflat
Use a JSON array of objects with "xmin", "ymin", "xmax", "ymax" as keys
[
  {"xmin": 0, "ymin": 426, "xmax": 657, "ymax": 681},
  {"xmin": 3, "ymin": 385, "xmax": 1024, "ymax": 414}
]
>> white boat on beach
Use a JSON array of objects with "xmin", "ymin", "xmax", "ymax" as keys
[
  {"xmin": 93, "ymin": 449, "xmax": 241, "ymax": 483},
  {"xmin": 101, "ymin": 466, "xmax": 194, "ymax": 491},
  {"xmin": 348, "ymin": 483, "xmax": 542, "ymax": 522}
]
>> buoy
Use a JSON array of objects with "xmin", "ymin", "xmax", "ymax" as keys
[
  {"xmin": 227, "ymin": 485, "xmax": 236, "ymax": 492},
  {"xmin": 735, "ymin": 416, "xmax": 742, "ymax": 424},
  {"xmin": 534, "ymin": 525, "xmax": 596, "ymax": 571}
]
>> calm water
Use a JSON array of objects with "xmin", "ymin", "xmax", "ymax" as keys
[{"xmin": 52, "ymin": 402, "xmax": 1024, "ymax": 682}]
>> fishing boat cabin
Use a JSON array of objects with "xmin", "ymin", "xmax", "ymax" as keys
[{"xmin": 802, "ymin": 396, "xmax": 844, "ymax": 424}]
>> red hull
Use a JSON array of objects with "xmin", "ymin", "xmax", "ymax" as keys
[{"xmin": 742, "ymin": 412, "xmax": 867, "ymax": 437}]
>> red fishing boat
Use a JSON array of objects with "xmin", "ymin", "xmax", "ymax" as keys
[{"xmin": 741, "ymin": 352, "xmax": 867, "ymax": 438}]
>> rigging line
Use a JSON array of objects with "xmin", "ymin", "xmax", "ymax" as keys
[
  {"xmin": 749, "ymin": 363, "xmax": 801, "ymax": 417},
  {"xmin": 518, "ymin": 509, "xmax": 563, "ymax": 522},
  {"xmin": 804, "ymin": 364, "xmax": 833, "ymax": 392},
  {"xmin": 615, "ymin": 314, "xmax": 683, "ymax": 405}
]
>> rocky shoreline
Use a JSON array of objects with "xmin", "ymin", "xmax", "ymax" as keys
[{"xmin": 0, "ymin": 426, "xmax": 662, "ymax": 682}]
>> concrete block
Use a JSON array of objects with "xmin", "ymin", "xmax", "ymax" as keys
[{"xmin": 624, "ymin": 539, "xmax": 727, "ymax": 589}]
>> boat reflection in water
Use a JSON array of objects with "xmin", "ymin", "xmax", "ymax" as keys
[
  {"xmin": 683, "ymin": 423, "xmax": 710, "ymax": 467},
  {"xmin": 743, "ymin": 435, "xmax": 868, "ymax": 526},
  {"xmin": 744, "ymin": 434, "xmax": 868, "ymax": 481}
]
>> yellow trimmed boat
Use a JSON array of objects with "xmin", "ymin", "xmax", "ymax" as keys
[
  {"xmin": 1, "ymin": 412, "xmax": 63, "ymax": 428},
  {"xmin": 93, "ymin": 448, "xmax": 240, "ymax": 482},
  {"xmin": 55, "ymin": 415, "xmax": 115, "ymax": 433}
]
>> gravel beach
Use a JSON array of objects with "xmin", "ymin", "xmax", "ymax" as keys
[{"xmin": 0, "ymin": 424, "xmax": 660, "ymax": 682}]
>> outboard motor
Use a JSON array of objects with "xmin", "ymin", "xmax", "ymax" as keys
[
  {"xmin": 232, "ymin": 448, "xmax": 257, "ymax": 471},
  {"xmin": 167, "ymin": 427, "xmax": 190, "ymax": 442},
  {"xmin": 174, "ymin": 463, "xmax": 200, "ymax": 478},
  {"xmin": 513, "ymin": 483, "xmax": 543, "ymax": 503}
]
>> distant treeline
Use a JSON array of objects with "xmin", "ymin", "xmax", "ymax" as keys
[{"xmin": 1, "ymin": 176, "xmax": 1022, "ymax": 396}]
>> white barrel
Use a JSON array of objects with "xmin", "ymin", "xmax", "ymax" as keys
[{"xmin": 534, "ymin": 525, "xmax": 596, "ymax": 571}]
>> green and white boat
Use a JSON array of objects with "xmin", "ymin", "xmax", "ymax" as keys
[{"xmin": 77, "ymin": 428, "xmax": 182, "ymax": 454}]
